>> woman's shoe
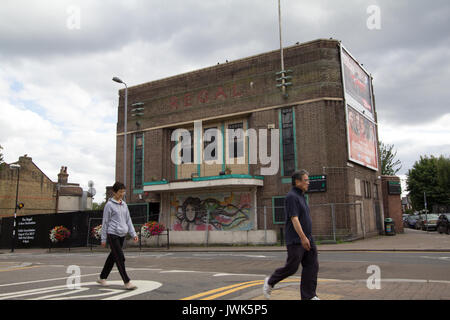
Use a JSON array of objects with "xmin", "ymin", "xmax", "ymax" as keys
[
  {"xmin": 96, "ymin": 278, "xmax": 109, "ymax": 286},
  {"xmin": 124, "ymin": 281, "xmax": 137, "ymax": 290}
]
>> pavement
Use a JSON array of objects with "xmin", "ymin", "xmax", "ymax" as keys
[
  {"xmin": 2, "ymin": 227, "xmax": 449, "ymax": 255},
  {"xmin": 251, "ymin": 228, "xmax": 450, "ymax": 300},
  {"xmin": 1, "ymin": 228, "xmax": 449, "ymax": 300}
]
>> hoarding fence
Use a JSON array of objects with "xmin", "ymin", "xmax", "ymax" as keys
[{"xmin": 0, "ymin": 202, "xmax": 156, "ymax": 250}]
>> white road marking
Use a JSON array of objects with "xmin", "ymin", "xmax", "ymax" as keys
[
  {"xmin": 193, "ymin": 253, "xmax": 272, "ymax": 258},
  {"xmin": 0, "ymin": 272, "xmax": 114, "ymax": 287},
  {"xmin": 0, "ymin": 280, "xmax": 162, "ymax": 300},
  {"xmin": 35, "ymin": 287, "xmax": 91, "ymax": 300},
  {"xmin": 160, "ymin": 270, "xmax": 202, "ymax": 273},
  {"xmin": 103, "ymin": 280, "xmax": 162, "ymax": 300},
  {"xmin": 319, "ymin": 260, "xmax": 373, "ymax": 263},
  {"xmin": 134, "ymin": 253, "xmax": 174, "ymax": 258},
  {"xmin": 213, "ymin": 273, "xmax": 265, "ymax": 277},
  {"xmin": 127, "ymin": 267, "xmax": 163, "ymax": 272},
  {"xmin": 312, "ymin": 278, "xmax": 450, "ymax": 284},
  {"xmin": 0, "ymin": 287, "xmax": 67, "ymax": 300},
  {"xmin": 50, "ymin": 288, "xmax": 123, "ymax": 300},
  {"xmin": 419, "ymin": 256, "xmax": 450, "ymax": 261}
]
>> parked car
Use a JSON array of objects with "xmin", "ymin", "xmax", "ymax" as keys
[
  {"xmin": 402, "ymin": 214, "xmax": 409, "ymax": 226},
  {"xmin": 437, "ymin": 214, "xmax": 450, "ymax": 235},
  {"xmin": 416, "ymin": 214, "xmax": 440, "ymax": 231},
  {"xmin": 414, "ymin": 214, "xmax": 425, "ymax": 229},
  {"xmin": 405, "ymin": 214, "xmax": 420, "ymax": 229}
]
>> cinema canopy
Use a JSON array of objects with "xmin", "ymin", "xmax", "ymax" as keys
[{"xmin": 114, "ymin": 39, "xmax": 384, "ymax": 244}]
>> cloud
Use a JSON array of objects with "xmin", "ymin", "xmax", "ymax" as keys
[
  {"xmin": 371, "ymin": 45, "xmax": 450, "ymax": 125},
  {"xmin": 379, "ymin": 113, "xmax": 450, "ymax": 175},
  {"xmin": 0, "ymin": 67, "xmax": 115, "ymax": 201},
  {"xmin": 0, "ymin": 0, "xmax": 449, "ymax": 203}
]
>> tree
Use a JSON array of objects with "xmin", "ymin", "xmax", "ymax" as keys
[
  {"xmin": 406, "ymin": 155, "xmax": 450, "ymax": 210},
  {"xmin": 437, "ymin": 156, "xmax": 450, "ymax": 192},
  {"xmin": 92, "ymin": 201, "xmax": 106, "ymax": 211},
  {"xmin": 379, "ymin": 141, "xmax": 402, "ymax": 175}
]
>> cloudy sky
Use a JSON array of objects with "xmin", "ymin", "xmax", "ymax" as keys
[{"xmin": 1, "ymin": 0, "xmax": 449, "ymax": 202}]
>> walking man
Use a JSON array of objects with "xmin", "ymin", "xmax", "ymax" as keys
[
  {"xmin": 263, "ymin": 170, "xmax": 319, "ymax": 300},
  {"xmin": 97, "ymin": 182, "xmax": 139, "ymax": 290}
]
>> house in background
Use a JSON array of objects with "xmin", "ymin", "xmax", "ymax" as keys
[
  {"xmin": 56, "ymin": 166, "xmax": 93, "ymax": 213},
  {"xmin": 0, "ymin": 155, "xmax": 93, "ymax": 219},
  {"xmin": 401, "ymin": 195, "xmax": 412, "ymax": 213},
  {"xmin": 0, "ymin": 155, "xmax": 56, "ymax": 217}
]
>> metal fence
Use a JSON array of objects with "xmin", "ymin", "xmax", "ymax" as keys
[
  {"xmin": 258, "ymin": 202, "xmax": 365, "ymax": 244},
  {"xmin": 160, "ymin": 202, "xmax": 367, "ymax": 247},
  {"xmin": 86, "ymin": 214, "xmax": 168, "ymax": 250}
]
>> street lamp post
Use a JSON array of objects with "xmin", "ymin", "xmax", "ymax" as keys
[
  {"xmin": 424, "ymin": 191, "xmax": 428, "ymax": 231},
  {"xmin": 10, "ymin": 164, "xmax": 20, "ymax": 253},
  {"xmin": 113, "ymin": 77, "xmax": 128, "ymax": 201}
]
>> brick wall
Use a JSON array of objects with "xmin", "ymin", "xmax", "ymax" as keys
[
  {"xmin": 115, "ymin": 39, "xmax": 343, "ymax": 133},
  {"xmin": 114, "ymin": 39, "xmax": 383, "ymax": 238},
  {"xmin": 381, "ymin": 175, "xmax": 404, "ymax": 233},
  {"xmin": 0, "ymin": 156, "xmax": 56, "ymax": 218},
  {"xmin": 118, "ymin": 39, "xmax": 344, "ymax": 199}
]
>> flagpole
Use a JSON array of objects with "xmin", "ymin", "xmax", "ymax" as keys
[{"xmin": 278, "ymin": 0, "xmax": 286, "ymax": 96}]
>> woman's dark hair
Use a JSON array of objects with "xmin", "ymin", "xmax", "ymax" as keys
[
  {"xmin": 292, "ymin": 169, "xmax": 309, "ymax": 186},
  {"xmin": 181, "ymin": 197, "xmax": 203, "ymax": 222},
  {"xmin": 112, "ymin": 181, "xmax": 126, "ymax": 193}
]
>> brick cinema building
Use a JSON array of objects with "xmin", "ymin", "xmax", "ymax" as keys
[{"xmin": 114, "ymin": 39, "xmax": 384, "ymax": 245}]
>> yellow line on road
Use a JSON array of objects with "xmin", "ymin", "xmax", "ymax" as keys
[
  {"xmin": 181, "ymin": 278, "xmax": 300, "ymax": 301},
  {"xmin": 202, "ymin": 281, "xmax": 265, "ymax": 300},
  {"xmin": 0, "ymin": 266, "xmax": 41, "ymax": 272},
  {"xmin": 329, "ymin": 250, "xmax": 450, "ymax": 254},
  {"xmin": 181, "ymin": 280, "xmax": 263, "ymax": 300},
  {"xmin": 203, "ymin": 279, "xmax": 302, "ymax": 300}
]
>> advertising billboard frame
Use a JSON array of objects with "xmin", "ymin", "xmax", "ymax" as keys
[
  {"xmin": 345, "ymin": 104, "xmax": 379, "ymax": 171},
  {"xmin": 340, "ymin": 44, "xmax": 375, "ymax": 122},
  {"xmin": 340, "ymin": 43, "xmax": 379, "ymax": 172}
]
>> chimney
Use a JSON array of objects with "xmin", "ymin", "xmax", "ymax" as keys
[
  {"xmin": 58, "ymin": 166, "xmax": 69, "ymax": 185},
  {"xmin": 19, "ymin": 154, "xmax": 32, "ymax": 163}
]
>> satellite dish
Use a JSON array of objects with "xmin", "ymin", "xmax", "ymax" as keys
[
  {"xmin": 88, "ymin": 181, "xmax": 96, "ymax": 197},
  {"xmin": 89, "ymin": 188, "xmax": 97, "ymax": 197}
]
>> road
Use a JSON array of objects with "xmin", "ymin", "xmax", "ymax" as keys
[{"xmin": 0, "ymin": 250, "xmax": 449, "ymax": 300}]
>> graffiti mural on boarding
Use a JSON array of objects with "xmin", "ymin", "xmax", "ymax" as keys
[{"xmin": 170, "ymin": 192, "xmax": 253, "ymax": 231}]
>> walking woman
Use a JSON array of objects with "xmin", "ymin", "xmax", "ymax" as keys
[{"xmin": 97, "ymin": 182, "xmax": 138, "ymax": 290}]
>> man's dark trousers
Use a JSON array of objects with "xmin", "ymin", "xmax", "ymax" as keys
[
  {"xmin": 100, "ymin": 234, "xmax": 130, "ymax": 283},
  {"xmin": 268, "ymin": 241, "xmax": 319, "ymax": 300}
]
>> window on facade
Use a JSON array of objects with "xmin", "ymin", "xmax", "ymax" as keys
[
  {"xmin": 273, "ymin": 197, "xmax": 286, "ymax": 224},
  {"xmin": 135, "ymin": 133, "xmax": 143, "ymax": 189},
  {"xmin": 281, "ymin": 108, "xmax": 295, "ymax": 176},
  {"xmin": 364, "ymin": 181, "xmax": 371, "ymax": 199},
  {"xmin": 228, "ymin": 122, "xmax": 244, "ymax": 158},
  {"xmin": 373, "ymin": 183, "xmax": 379, "ymax": 200},
  {"xmin": 180, "ymin": 130, "xmax": 194, "ymax": 164},
  {"xmin": 204, "ymin": 127, "xmax": 217, "ymax": 161},
  {"xmin": 355, "ymin": 178, "xmax": 362, "ymax": 196}
]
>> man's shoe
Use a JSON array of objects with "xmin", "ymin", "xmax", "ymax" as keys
[
  {"xmin": 96, "ymin": 278, "xmax": 109, "ymax": 286},
  {"xmin": 310, "ymin": 296, "xmax": 320, "ymax": 300},
  {"xmin": 124, "ymin": 281, "xmax": 137, "ymax": 290},
  {"xmin": 263, "ymin": 277, "xmax": 273, "ymax": 299}
]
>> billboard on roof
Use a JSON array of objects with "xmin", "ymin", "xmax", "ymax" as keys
[
  {"xmin": 346, "ymin": 105, "xmax": 379, "ymax": 171},
  {"xmin": 341, "ymin": 46, "xmax": 374, "ymax": 121}
]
